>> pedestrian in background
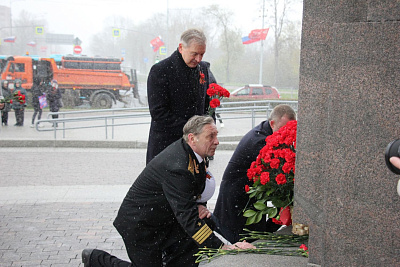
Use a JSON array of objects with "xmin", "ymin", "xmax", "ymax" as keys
[
  {"xmin": 11, "ymin": 79, "xmax": 27, "ymax": 126},
  {"xmin": 30, "ymin": 78, "xmax": 45, "ymax": 128},
  {"xmin": 1, "ymin": 80, "xmax": 11, "ymax": 126},
  {"xmin": 47, "ymin": 80, "xmax": 62, "ymax": 127}
]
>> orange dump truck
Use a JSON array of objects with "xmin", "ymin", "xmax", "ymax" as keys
[{"xmin": 0, "ymin": 55, "xmax": 137, "ymax": 108}]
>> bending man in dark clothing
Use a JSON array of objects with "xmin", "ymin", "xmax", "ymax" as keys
[
  {"xmin": 213, "ymin": 104, "xmax": 297, "ymax": 243},
  {"xmin": 146, "ymin": 29, "xmax": 214, "ymax": 164},
  {"xmin": 82, "ymin": 116, "xmax": 254, "ymax": 267}
]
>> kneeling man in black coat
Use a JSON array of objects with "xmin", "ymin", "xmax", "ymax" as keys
[{"xmin": 82, "ymin": 115, "xmax": 254, "ymax": 267}]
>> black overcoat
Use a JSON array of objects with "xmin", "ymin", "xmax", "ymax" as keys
[
  {"xmin": 1, "ymin": 86, "xmax": 11, "ymax": 112},
  {"xmin": 213, "ymin": 120, "xmax": 279, "ymax": 243},
  {"xmin": 146, "ymin": 49, "xmax": 211, "ymax": 164},
  {"xmin": 31, "ymin": 83, "xmax": 45, "ymax": 109},
  {"xmin": 47, "ymin": 86, "xmax": 62, "ymax": 112},
  {"xmin": 114, "ymin": 138, "xmax": 223, "ymax": 251}
]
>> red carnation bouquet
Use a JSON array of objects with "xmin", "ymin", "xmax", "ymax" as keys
[
  {"xmin": 243, "ymin": 120, "xmax": 297, "ymax": 226},
  {"xmin": 206, "ymin": 83, "xmax": 230, "ymax": 116},
  {"xmin": 0, "ymin": 90, "xmax": 26, "ymax": 105}
]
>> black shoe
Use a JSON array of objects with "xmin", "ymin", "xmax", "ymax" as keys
[{"xmin": 82, "ymin": 249, "xmax": 94, "ymax": 267}]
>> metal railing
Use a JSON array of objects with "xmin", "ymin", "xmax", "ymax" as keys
[
  {"xmin": 217, "ymin": 100, "xmax": 298, "ymax": 127},
  {"xmin": 35, "ymin": 100, "xmax": 298, "ymax": 140}
]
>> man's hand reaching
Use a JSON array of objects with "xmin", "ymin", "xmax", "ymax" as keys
[{"xmin": 221, "ymin": 240, "xmax": 256, "ymax": 250}]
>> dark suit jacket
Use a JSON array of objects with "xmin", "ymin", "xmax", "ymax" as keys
[
  {"xmin": 213, "ymin": 120, "xmax": 279, "ymax": 243},
  {"xmin": 146, "ymin": 49, "xmax": 211, "ymax": 164},
  {"xmin": 114, "ymin": 139, "xmax": 223, "ymax": 250}
]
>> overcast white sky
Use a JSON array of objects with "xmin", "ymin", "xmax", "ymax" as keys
[
  {"xmin": 2, "ymin": 0, "xmax": 302, "ymax": 42},
  {"xmin": 3, "ymin": 0, "xmax": 264, "ymax": 38}
]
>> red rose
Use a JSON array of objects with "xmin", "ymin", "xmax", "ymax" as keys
[
  {"xmin": 245, "ymin": 185, "xmax": 250, "ymax": 192},
  {"xmin": 275, "ymin": 173, "xmax": 287, "ymax": 185},
  {"xmin": 209, "ymin": 98, "xmax": 220, "ymax": 108}
]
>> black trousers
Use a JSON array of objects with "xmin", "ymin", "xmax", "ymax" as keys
[
  {"xmin": 14, "ymin": 108, "xmax": 24, "ymax": 125},
  {"xmin": 89, "ymin": 232, "xmax": 199, "ymax": 267},
  {"xmin": 32, "ymin": 106, "xmax": 42, "ymax": 124},
  {"xmin": 1, "ymin": 111, "xmax": 8, "ymax": 124}
]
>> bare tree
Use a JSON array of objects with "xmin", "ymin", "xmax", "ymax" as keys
[
  {"xmin": 87, "ymin": 2, "xmax": 302, "ymax": 89},
  {"xmin": 203, "ymin": 5, "xmax": 240, "ymax": 83},
  {"xmin": 11, "ymin": 10, "xmax": 47, "ymax": 56}
]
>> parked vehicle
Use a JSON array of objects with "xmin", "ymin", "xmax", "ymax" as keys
[
  {"xmin": 229, "ymin": 84, "xmax": 280, "ymax": 100},
  {"xmin": 0, "ymin": 55, "xmax": 138, "ymax": 108}
]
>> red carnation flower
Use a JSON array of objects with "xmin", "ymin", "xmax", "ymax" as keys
[
  {"xmin": 206, "ymin": 83, "xmax": 230, "ymax": 116},
  {"xmin": 209, "ymin": 98, "xmax": 220, "ymax": 108},
  {"xmin": 269, "ymin": 158, "xmax": 280, "ymax": 169},
  {"xmin": 244, "ymin": 120, "xmax": 297, "ymax": 227},
  {"xmin": 199, "ymin": 71, "xmax": 206, "ymax": 84},
  {"xmin": 260, "ymin": 172, "xmax": 270, "ymax": 185},
  {"xmin": 275, "ymin": 173, "xmax": 287, "ymax": 185},
  {"xmin": 300, "ymin": 244, "xmax": 308, "ymax": 251}
]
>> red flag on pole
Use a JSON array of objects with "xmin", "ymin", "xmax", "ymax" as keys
[
  {"xmin": 150, "ymin": 36, "xmax": 165, "ymax": 52},
  {"xmin": 242, "ymin": 28, "xmax": 269, "ymax": 45},
  {"xmin": 248, "ymin": 28, "xmax": 269, "ymax": 41}
]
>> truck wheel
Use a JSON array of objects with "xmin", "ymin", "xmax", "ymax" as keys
[{"xmin": 94, "ymin": 93, "xmax": 113, "ymax": 109}]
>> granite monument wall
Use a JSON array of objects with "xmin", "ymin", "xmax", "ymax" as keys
[{"xmin": 294, "ymin": 1, "xmax": 400, "ymax": 266}]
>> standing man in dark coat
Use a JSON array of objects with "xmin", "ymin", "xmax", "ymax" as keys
[
  {"xmin": 30, "ymin": 78, "xmax": 45, "ymax": 127},
  {"xmin": 1, "ymin": 80, "xmax": 11, "ymax": 126},
  {"xmin": 47, "ymin": 80, "xmax": 62, "ymax": 127},
  {"xmin": 81, "ymin": 116, "xmax": 254, "ymax": 267},
  {"xmin": 213, "ymin": 104, "xmax": 297, "ymax": 243},
  {"xmin": 146, "ymin": 28, "xmax": 213, "ymax": 164},
  {"xmin": 11, "ymin": 79, "xmax": 27, "ymax": 126}
]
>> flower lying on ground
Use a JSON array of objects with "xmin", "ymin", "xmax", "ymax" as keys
[
  {"xmin": 194, "ymin": 230, "xmax": 309, "ymax": 263},
  {"xmin": 298, "ymin": 244, "xmax": 309, "ymax": 257}
]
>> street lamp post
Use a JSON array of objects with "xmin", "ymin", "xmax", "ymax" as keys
[{"xmin": 259, "ymin": 0, "xmax": 265, "ymax": 84}]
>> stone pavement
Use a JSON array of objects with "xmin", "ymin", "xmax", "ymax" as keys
[{"xmin": 0, "ymin": 111, "xmax": 308, "ymax": 266}]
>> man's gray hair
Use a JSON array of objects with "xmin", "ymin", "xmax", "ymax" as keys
[
  {"xmin": 183, "ymin": 115, "xmax": 214, "ymax": 142},
  {"xmin": 268, "ymin": 104, "xmax": 297, "ymax": 122},
  {"xmin": 180, "ymin": 28, "xmax": 207, "ymax": 47}
]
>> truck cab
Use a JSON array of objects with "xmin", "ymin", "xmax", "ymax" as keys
[{"xmin": 0, "ymin": 55, "xmax": 136, "ymax": 108}]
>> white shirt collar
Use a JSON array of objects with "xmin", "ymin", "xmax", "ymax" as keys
[{"xmin": 193, "ymin": 151, "xmax": 203, "ymax": 163}]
